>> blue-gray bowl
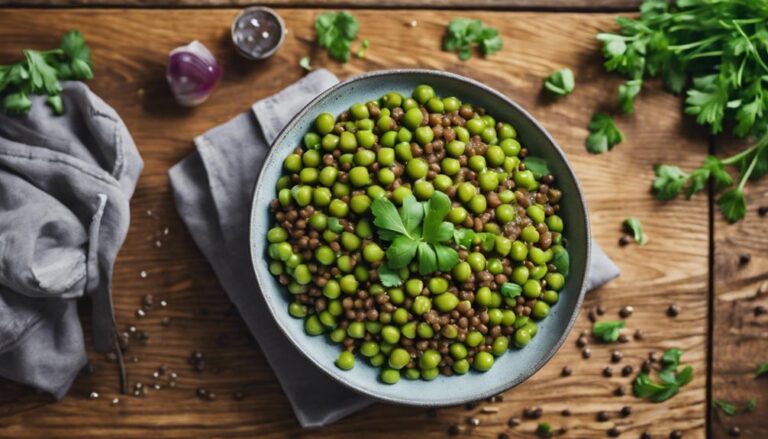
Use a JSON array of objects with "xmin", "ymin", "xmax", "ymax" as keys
[{"xmin": 249, "ymin": 69, "xmax": 591, "ymax": 406}]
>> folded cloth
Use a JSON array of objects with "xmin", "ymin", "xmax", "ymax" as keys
[
  {"xmin": 0, "ymin": 82, "xmax": 143, "ymax": 398},
  {"xmin": 169, "ymin": 69, "xmax": 620, "ymax": 428}
]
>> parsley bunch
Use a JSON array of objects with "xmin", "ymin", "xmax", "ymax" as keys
[
  {"xmin": 633, "ymin": 348, "xmax": 693, "ymax": 402},
  {"xmin": 372, "ymin": 192, "xmax": 459, "ymax": 285},
  {"xmin": 0, "ymin": 30, "xmax": 93, "ymax": 115},
  {"xmin": 315, "ymin": 11, "xmax": 361, "ymax": 63},
  {"xmin": 442, "ymin": 18, "xmax": 503, "ymax": 61},
  {"xmin": 595, "ymin": 0, "xmax": 768, "ymax": 222}
]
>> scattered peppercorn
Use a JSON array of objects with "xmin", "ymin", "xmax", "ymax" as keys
[
  {"xmin": 634, "ymin": 329, "xmax": 644, "ymax": 341},
  {"xmin": 603, "ymin": 367, "xmax": 613, "ymax": 377},
  {"xmin": 524, "ymin": 407, "xmax": 544, "ymax": 419},
  {"xmin": 667, "ymin": 304, "xmax": 680, "ymax": 317},
  {"xmin": 619, "ymin": 235, "xmax": 632, "ymax": 246},
  {"xmin": 620, "ymin": 406, "xmax": 632, "ymax": 417},
  {"xmin": 619, "ymin": 306, "xmax": 634, "ymax": 318},
  {"xmin": 448, "ymin": 424, "xmax": 460, "ymax": 436},
  {"xmin": 561, "ymin": 409, "xmax": 572, "ymax": 417},
  {"xmin": 467, "ymin": 417, "xmax": 480, "ymax": 426},
  {"xmin": 465, "ymin": 401, "xmax": 479, "ymax": 410},
  {"xmin": 729, "ymin": 426, "xmax": 741, "ymax": 437},
  {"xmin": 233, "ymin": 391, "xmax": 246, "ymax": 401},
  {"xmin": 196, "ymin": 387, "xmax": 208, "ymax": 399},
  {"xmin": 608, "ymin": 426, "xmax": 621, "ymax": 437},
  {"xmin": 614, "ymin": 385, "xmax": 626, "ymax": 396},
  {"xmin": 588, "ymin": 310, "xmax": 597, "ymax": 322},
  {"xmin": 562, "ymin": 366, "xmax": 573, "ymax": 377},
  {"xmin": 758, "ymin": 206, "xmax": 768, "ymax": 216},
  {"xmin": 669, "ymin": 431, "xmax": 682, "ymax": 439},
  {"xmin": 597, "ymin": 306, "xmax": 606, "ymax": 315},
  {"xmin": 498, "ymin": 433, "xmax": 510, "ymax": 439},
  {"xmin": 611, "ymin": 350, "xmax": 623, "ymax": 363},
  {"xmin": 576, "ymin": 336, "xmax": 588, "ymax": 348},
  {"xmin": 640, "ymin": 432, "xmax": 651, "ymax": 439},
  {"xmin": 597, "ymin": 411, "xmax": 610, "ymax": 421},
  {"xmin": 508, "ymin": 417, "xmax": 521, "ymax": 427},
  {"xmin": 582, "ymin": 347, "xmax": 592, "ymax": 358},
  {"xmin": 621, "ymin": 365, "xmax": 634, "ymax": 377},
  {"xmin": 739, "ymin": 254, "xmax": 751, "ymax": 265},
  {"xmin": 649, "ymin": 351, "xmax": 660, "ymax": 362},
  {"xmin": 754, "ymin": 305, "xmax": 766, "ymax": 317}
]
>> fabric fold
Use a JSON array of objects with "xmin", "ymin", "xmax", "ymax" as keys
[{"xmin": 169, "ymin": 69, "xmax": 621, "ymax": 428}]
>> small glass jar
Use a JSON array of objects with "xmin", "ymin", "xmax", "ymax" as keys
[{"xmin": 231, "ymin": 7, "xmax": 286, "ymax": 60}]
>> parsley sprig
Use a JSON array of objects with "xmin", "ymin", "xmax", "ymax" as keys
[
  {"xmin": 623, "ymin": 217, "xmax": 648, "ymax": 245},
  {"xmin": 0, "ymin": 30, "xmax": 93, "ymax": 115},
  {"xmin": 592, "ymin": 320, "xmax": 625, "ymax": 343},
  {"xmin": 586, "ymin": 112, "xmax": 624, "ymax": 154},
  {"xmin": 315, "ymin": 11, "xmax": 360, "ymax": 63},
  {"xmin": 442, "ymin": 18, "xmax": 503, "ymax": 61},
  {"xmin": 633, "ymin": 347, "xmax": 693, "ymax": 402},
  {"xmin": 595, "ymin": 0, "xmax": 768, "ymax": 222},
  {"xmin": 543, "ymin": 68, "xmax": 575, "ymax": 97},
  {"xmin": 372, "ymin": 192, "xmax": 459, "ymax": 283}
]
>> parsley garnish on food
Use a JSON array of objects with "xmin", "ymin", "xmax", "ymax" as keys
[
  {"xmin": 372, "ymin": 192, "xmax": 459, "ymax": 280},
  {"xmin": 586, "ymin": 112, "xmax": 623, "ymax": 154},
  {"xmin": 633, "ymin": 347, "xmax": 693, "ymax": 402},
  {"xmin": 596, "ymin": 0, "xmax": 768, "ymax": 222},
  {"xmin": 442, "ymin": 18, "xmax": 502, "ymax": 61},
  {"xmin": 552, "ymin": 247, "xmax": 569, "ymax": 277},
  {"xmin": 756, "ymin": 361, "xmax": 768, "ymax": 378},
  {"xmin": 623, "ymin": 217, "xmax": 648, "ymax": 245},
  {"xmin": 524, "ymin": 156, "xmax": 551, "ymax": 179},
  {"xmin": 592, "ymin": 320, "xmax": 625, "ymax": 343},
  {"xmin": 543, "ymin": 68, "xmax": 575, "ymax": 98},
  {"xmin": 713, "ymin": 399, "xmax": 736, "ymax": 416},
  {"xmin": 314, "ymin": 11, "xmax": 360, "ymax": 63},
  {"xmin": 0, "ymin": 30, "xmax": 93, "ymax": 115},
  {"xmin": 500, "ymin": 283, "xmax": 522, "ymax": 299}
]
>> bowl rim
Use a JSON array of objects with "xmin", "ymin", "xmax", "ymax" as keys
[{"xmin": 249, "ymin": 68, "xmax": 592, "ymax": 406}]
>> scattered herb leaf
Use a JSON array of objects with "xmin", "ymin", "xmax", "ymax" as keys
[
  {"xmin": 623, "ymin": 217, "xmax": 648, "ymax": 245},
  {"xmin": 618, "ymin": 79, "xmax": 642, "ymax": 113},
  {"xmin": 543, "ymin": 68, "xmax": 575, "ymax": 97},
  {"xmin": 525, "ymin": 157, "xmax": 550, "ymax": 179},
  {"xmin": 592, "ymin": 320, "xmax": 625, "ymax": 343},
  {"xmin": 315, "ymin": 11, "xmax": 360, "ymax": 63},
  {"xmin": 713, "ymin": 400, "xmax": 736, "ymax": 416},
  {"xmin": 634, "ymin": 348, "xmax": 693, "ymax": 403},
  {"xmin": 299, "ymin": 56, "xmax": 312, "ymax": 71},
  {"xmin": 442, "ymin": 18, "xmax": 502, "ymax": 61},
  {"xmin": 586, "ymin": 112, "xmax": 623, "ymax": 154},
  {"xmin": 536, "ymin": 422, "xmax": 552, "ymax": 438},
  {"xmin": 356, "ymin": 39, "xmax": 370, "ymax": 58},
  {"xmin": 746, "ymin": 398, "xmax": 757, "ymax": 413},
  {"xmin": 756, "ymin": 362, "xmax": 768, "ymax": 378}
]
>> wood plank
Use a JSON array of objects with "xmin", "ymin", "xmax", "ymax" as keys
[
  {"xmin": 712, "ymin": 136, "xmax": 768, "ymax": 439},
  {"xmin": 0, "ymin": 8, "xmax": 707, "ymax": 438},
  {"xmin": 0, "ymin": 0, "xmax": 642, "ymax": 11}
]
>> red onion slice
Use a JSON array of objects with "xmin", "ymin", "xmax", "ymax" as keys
[{"xmin": 166, "ymin": 41, "xmax": 223, "ymax": 107}]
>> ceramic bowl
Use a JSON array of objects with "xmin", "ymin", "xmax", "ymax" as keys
[{"xmin": 249, "ymin": 69, "xmax": 591, "ymax": 406}]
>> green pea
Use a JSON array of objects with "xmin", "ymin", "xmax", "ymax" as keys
[
  {"xmin": 448, "ymin": 207, "xmax": 468, "ymax": 224},
  {"xmin": 305, "ymin": 315, "xmax": 324, "ymax": 335},
  {"xmin": 393, "ymin": 127, "xmax": 410, "ymax": 143},
  {"xmin": 319, "ymin": 310, "xmax": 337, "ymax": 328},
  {"xmin": 337, "ymin": 255, "xmax": 354, "ymax": 273},
  {"xmin": 306, "ymin": 212, "xmax": 326, "ymax": 231},
  {"xmin": 373, "ymin": 147, "xmax": 394, "ymax": 165},
  {"xmin": 468, "ymin": 155, "xmax": 486, "ymax": 172},
  {"xmin": 315, "ymin": 113, "xmax": 335, "ymax": 135},
  {"xmin": 404, "ymin": 107, "xmax": 424, "ymax": 130},
  {"xmin": 523, "ymin": 280, "xmax": 542, "ymax": 298},
  {"xmin": 304, "ymin": 132, "xmax": 321, "ymax": 149},
  {"xmin": 299, "ymin": 168, "xmax": 318, "ymax": 184},
  {"xmin": 529, "ymin": 247, "xmax": 552, "ymax": 265},
  {"xmin": 417, "ymin": 322, "xmax": 434, "ymax": 339},
  {"xmin": 327, "ymin": 300, "xmax": 342, "ymax": 316},
  {"xmin": 413, "ymin": 180, "xmax": 435, "ymax": 200},
  {"xmin": 346, "ymin": 321, "xmax": 365, "ymax": 339},
  {"xmin": 546, "ymin": 215, "xmax": 564, "ymax": 233},
  {"xmin": 487, "ymin": 309, "xmax": 503, "ymax": 327},
  {"xmin": 414, "ymin": 126, "xmax": 434, "ymax": 145},
  {"xmin": 292, "ymin": 185, "xmax": 312, "ymax": 207},
  {"xmin": 442, "ymin": 326, "xmax": 458, "ymax": 339},
  {"xmin": 340, "ymin": 274, "xmax": 358, "ymax": 295},
  {"xmin": 433, "ymin": 174, "xmax": 453, "ymax": 191},
  {"xmin": 480, "ymin": 127, "xmax": 496, "ymax": 144},
  {"xmin": 441, "ymin": 157, "xmax": 460, "ymax": 176},
  {"xmin": 510, "ymin": 240, "xmax": 528, "ymax": 261},
  {"xmin": 496, "ymin": 190, "xmax": 513, "ymax": 204},
  {"xmin": 457, "ymin": 182, "xmax": 477, "ymax": 203},
  {"xmin": 312, "ymin": 246, "xmax": 334, "ymax": 267},
  {"xmin": 474, "ymin": 351, "xmax": 494, "ymax": 372},
  {"xmin": 395, "ymin": 142, "xmax": 413, "ymax": 162},
  {"xmin": 514, "ymin": 170, "xmax": 537, "ymax": 191},
  {"xmin": 349, "ymin": 167, "xmax": 371, "ymax": 187},
  {"xmin": 453, "ymin": 359, "xmax": 470, "ymax": 374},
  {"xmin": 367, "ymin": 185, "xmax": 385, "ymax": 200},
  {"xmin": 464, "ymin": 331, "xmax": 482, "ymax": 348},
  {"xmin": 403, "ymin": 368, "xmax": 420, "ymax": 380},
  {"xmin": 446, "ymin": 140, "xmax": 466, "ymax": 157},
  {"xmin": 486, "ymin": 259, "xmax": 502, "ymax": 275},
  {"xmin": 419, "ymin": 349, "xmax": 441, "ymax": 370},
  {"xmin": 278, "ymin": 188, "xmax": 292, "ymax": 207},
  {"xmin": 392, "ymin": 186, "xmax": 413, "ymax": 205},
  {"xmin": 514, "ymin": 328, "xmax": 532, "ymax": 347},
  {"xmin": 337, "ymin": 132, "xmax": 356, "ymax": 153},
  {"xmin": 434, "ymin": 292, "xmax": 459, "ymax": 312},
  {"xmin": 326, "ymin": 200, "xmax": 346, "ymax": 218},
  {"xmin": 267, "ymin": 227, "xmax": 288, "ymax": 243},
  {"xmin": 284, "ymin": 153, "xmax": 302, "ymax": 172},
  {"xmin": 316, "ymin": 167, "xmax": 336, "ymax": 188},
  {"xmin": 532, "ymin": 301, "xmax": 550, "ymax": 320},
  {"xmin": 530, "ymin": 264, "xmax": 548, "ymax": 280},
  {"xmin": 526, "ymin": 205, "xmax": 546, "ymax": 225},
  {"xmin": 369, "ymin": 353, "xmax": 385, "ymax": 367},
  {"xmin": 287, "ymin": 281, "xmax": 305, "ymax": 294},
  {"xmin": 405, "ymin": 279, "xmax": 423, "ymax": 296},
  {"xmin": 406, "ymin": 158, "xmax": 429, "ymax": 179},
  {"xmin": 454, "ymin": 126, "xmax": 470, "ymax": 142},
  {"xmin": 360, "ymin": 341, "xmax": 380, "ymax": 357},
  {"xmin": 388, "ymin": 348, "xmax": 410, "ymax": 370},
  {"xmin": 321, "ymin": 133, "xmax": 339, "ymax": 151},
  {"xmin": 428, "ymin": 277, "xmax": 449, "ymax": 294},
  {"xmin": 356, "ymin": 218, "xmax": 373, "ymax": 238},
  {"xmin": 350, "ymin": 194, "xmax": 372, "ymax": 215},
  {"xmin": 376, "ymin": 131, "xmax": 395, "ymax": 149},
  {"xmin": 387, "ymin": 288, "xmax": 405, "ymax": 304},
  {"xmin": 500, "ymin": 139, "xmax": 521, "ymax": 158},
  {"xmin": 269, "ymin": 260, "xmax": 284, "ymax": 276},
  {"xmin": 288, "ymin": 302, "xmax": 307, "ymax": 318},
  {"xmin": 356, "ymin": 266, "xmax": 370, "ymax": 283},
  {"xmin": 349, "ymin": 103, "xmax": 369, "ymax": 120},
  {"xmin": 498, "ymin": 123, "xmax": 517, "ymax": 140},
  {"xmin": 467, "ymin": 252, "xmax": 487, "ymax": 272},
  {"xmin": 413, "ymin": 84, "xmax": 435, "ymax": 104},
  {"xmin": 476, "ymin": 287, "xmax": 492, "ymax": 306},
  {"xmin": 293, "ymin": 264, "xmax": 311, "ymax": 285},
  {"xmin": 381, "ymin": 325, "xmax": 401, "ymax": 344},
  {"xmin": 512, "ymin": 266, "xmax": 530, "ymax": 285},
  {"xmin": 466, "ymin": 117, "xmax": 485, "ymax": 135},
  {"xmin": 412, "ymin": 296, "xmax": 432, "ymax": 315},
  {"xmin": 524, "ymin": 321, "xmax": 538, "ymax": 337},
  {"xmin": 478, "ymin": 171, "xmax": 499, "ymax": 192},
  {"xmin": 501, "ymin": 310, "xmax": 517, "ymax": 326},
  {"xmin": 468, "ymin": 194, "xmax": 487, "ymax": 214},
  {"xmin": 491, "ymin": 237, "xmax": 510, "ymax": 258},
  {"xmin": 450, "ymin": 343, "xmax": 468, "ymax": 360},
  {"xmin": 452, "ymin": 261, "xmax": 472, "ymax": 282},
  {"xmin": 360, "ymin": 242, "xmax": 383, "ymax": 263},
  {"xmin": 380, "ymin": 368, "xmax": 400, "ymax": 385},
  {"xmin": 276, "ymin": 175, "xmax": 291, "ymax": 190},
  {"xmin": 543, "ymin": 290, "xmax": 559, "ymax": 305},
  {"xmin": 443, "ymin": 96, "xmax": 461, "ymax": 112},
  {"xmin": 492, "ymin": 336, "xmax": 509, "ymax": 355},
  {"xmin": 495, "ymin": 204, "xmax": 515, "ymax": 224},
  {"xmin": 356, "ymin": 118, "xmax": 374, "ymax": 131},
  {"xmin": 546, "ymin": 273, "xmax": 565, "ymax": 291},
  {"xmin": 401, "ymin": 321, "xmax": 417, "ymax": 339},
  {"xmin": 270, "ymin": 242, "xmax": 291, "ymax": 261},
  {"xmin": 521, "ymin": 225, "xmax": 540, "ymax": 243},
  {"xmin": 365, "ymin": 321, "xmax": 382, "ymax": 334},
  {"xmin": 424, "ymin": 97, "xmax": 443, "ymax": 113},
  {"xmin": 402, "ymin": 97, "xmax": 418, "ymax": 110}
]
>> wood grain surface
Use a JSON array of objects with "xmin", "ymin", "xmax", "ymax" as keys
[
  {"xmin": 0, "ymin": 8, "xmax": 713, "ymax": 439},
  {"xmin": 0, "ymin": 0, "xmax": 642, "ymax": 11},
  {"xmin": 711, "ymin": 136, "xmax": 768, "ymax": 439}
]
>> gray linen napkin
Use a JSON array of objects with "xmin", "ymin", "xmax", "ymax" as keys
[
  {"xmin": 169, "ymin": 69, "xmax": 619, "ymax": 428},
  {"xmin": 0, "ymin": 82, "xmax": 143, "ymax": 398}
]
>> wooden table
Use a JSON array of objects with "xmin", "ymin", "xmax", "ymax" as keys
[{"xmin": 0, "ymin": 2, "xmax": 765, "ymax": 438}]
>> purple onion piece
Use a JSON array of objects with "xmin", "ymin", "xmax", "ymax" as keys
[{"xmin": 166, "ymin": 41, "xmax": 222, "ymax": 107}]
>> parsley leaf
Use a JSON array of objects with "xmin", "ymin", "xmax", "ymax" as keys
[
  {"xmin": 618, "ymin": 79, "xmax": 642, "ymax": 113},
  {"xmin": 543, "ymin": 68, "xmax": 575, "ymax": 97},
  {"xmin": 299, "ymin": 56, "xmax": 312, "ymax": 71},
  {"xmin": 327, "ymin": 217, "xmax": 344, "ymax": 233},
  {"xmin": 746, "ymin": 398, "xmax": 757, "ymax": 413},
  {"xmin": 633, "ymin": 348, "xmax": 693, "ymax": 403},
  {"xmin": 592, "ymin": 320, "xmax": 625, "ymax": 343},
  {"xmin": 685, "ymin": 75, "xmax": 727, "ymax": 134},
  {"xmin": 372, "ymin": 196, "xmax": 411, "ymax": 239},
  {"xmin": 377, "ymin": 265, "xmax": 403, "ymax": 287},
  {"xmin": 536, "ymin": 422, "xmax": 552, "ymax": 438},
  {"xmin": 443, "ymin": 18, "xmax": 502, "ymax": 61},
  {"xmin": 552, "ymin": 248, "xmax": 569, "ymax": 277},
  {"xmin": 713, "ymin": 400, "xmax": 736, "ymax": 416},
  {"xmin": 623, "ymin": 217, "xmax": 648, "ymax": 245},
  {"xmin": 756, "ymin": 362, "xmax": 768, "ymax": 378},
  {"xmin": 525, "ymin": 157, "xmax": 550, "ymax": 179},
  {"xmin": 586, "ymin": 112, "xmax": 623, "ymax": 154},
  {"xmin": 652, "ymin": 164, "xmax": 689, "ymax": 201},
  {"xmin": 500, "ymin": 283, "xmax": 522, "ymax": 299},
  {"xmin": 356, "ymin": 39, "xmax": 370, "ymax": 59},
  {"xmin": 717, "ymin": 188, "xmax": 746, "ymax": 223},
  {"xmin": 315, "ymin": 11, "xmax": 360, "ymax": 63}
]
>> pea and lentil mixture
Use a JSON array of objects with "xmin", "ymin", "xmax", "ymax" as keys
[{"xmin": 266, "ymin": 84, "xmax": 568, "ymax": 384}]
